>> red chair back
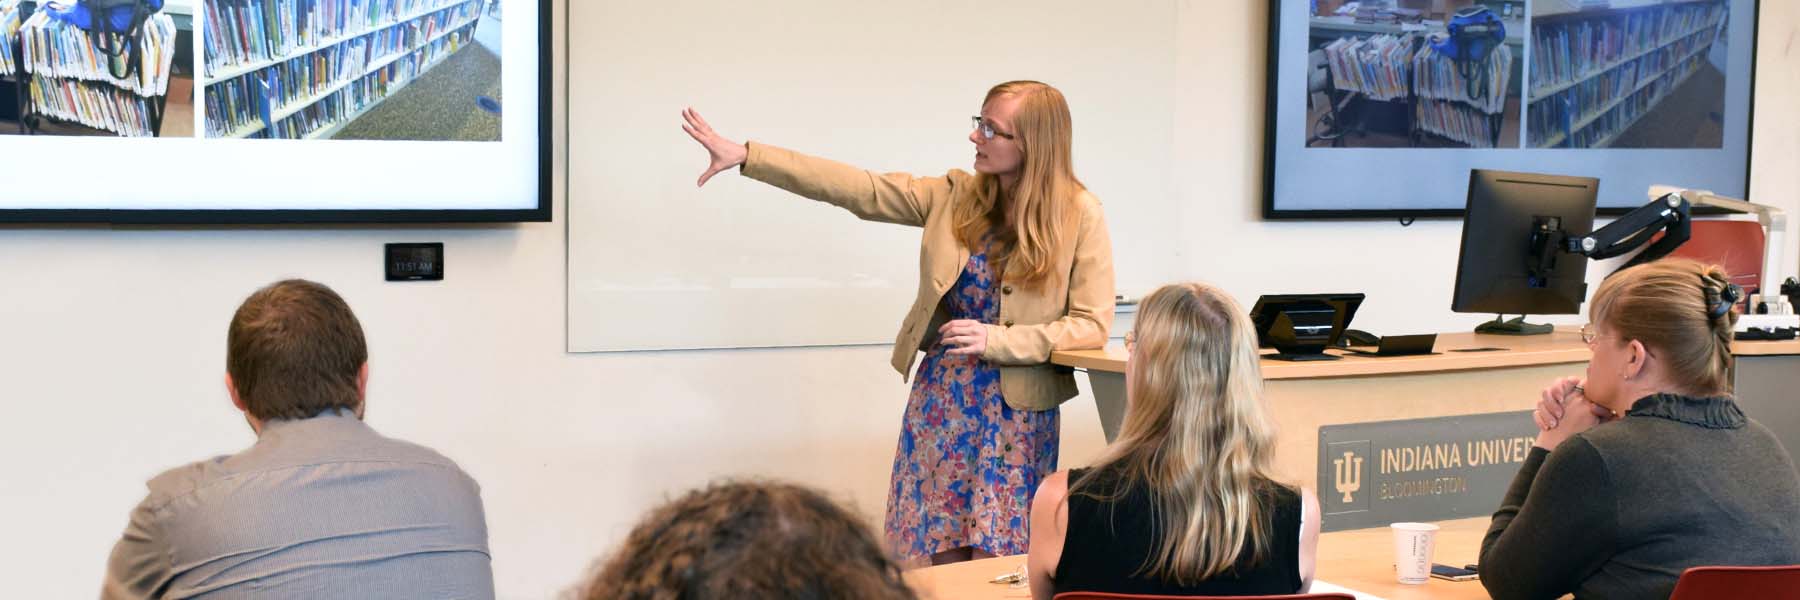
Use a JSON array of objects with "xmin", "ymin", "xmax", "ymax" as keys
[
  {"xmin": 1053, "ymin": 593, "xmax": 1354, "ymax": 600},
  {"xmin": 1664, "ymin": 219, "xmax": 1766, "ymax": 306},
  {"xmin": 1668, "ymin": 565, "xmax": 1800, "ymax": 600}
]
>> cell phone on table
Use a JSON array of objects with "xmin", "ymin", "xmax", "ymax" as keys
[{"xmin": 1430, "ymin": 563, "xmax": 1479, "ymax": 581}]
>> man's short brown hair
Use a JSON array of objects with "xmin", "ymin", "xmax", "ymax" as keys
[{"xmin": 227, "ymin": 279, "xmax": 368, "ymax": 421}]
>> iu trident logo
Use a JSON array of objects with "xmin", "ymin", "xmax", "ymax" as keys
[{"xmin": 1332, "ymin": 450, "xmax": 1363, "ymax": 503}]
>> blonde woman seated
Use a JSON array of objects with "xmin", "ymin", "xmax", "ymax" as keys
[
  {"xmin": 1027, "ymin": 282, "xmax": 1320, "ymax": 598},
  {"xmin": 1481, "ymin": 259, "xmax": 1800, "ymax": 599}
]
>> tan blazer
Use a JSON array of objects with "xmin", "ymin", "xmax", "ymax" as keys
[{"xmin": 743, "ymin": 142, "xmax": 1115, "ymax": 411}]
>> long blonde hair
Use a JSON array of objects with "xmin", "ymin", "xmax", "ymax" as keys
[
  {"xmin": 1071, "ymin": 282, "xmax": 1283, "ymax": 584},
  {"xmin": 1590, "ymin": 258, "xmax": 1739, "ymax": 396},
  {"xmin": 953, "ymin": 80, "xmax": 1085, "ymax": 287}
]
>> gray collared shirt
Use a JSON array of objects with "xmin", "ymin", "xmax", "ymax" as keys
[{"xmin": 101, "ymin": 411, "xmax": 495, "ymax": 600}]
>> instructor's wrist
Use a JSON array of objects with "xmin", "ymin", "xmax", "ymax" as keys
[{"xmin": 978, "ymin": 323, "xmax": 1005, "ymax": 361}]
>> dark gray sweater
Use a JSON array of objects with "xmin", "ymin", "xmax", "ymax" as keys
[{"xmin": 1479, "ymin": 394, "xmax": 1800, "ymax": 600}]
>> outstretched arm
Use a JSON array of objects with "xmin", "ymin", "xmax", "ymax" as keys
[{"xmin": 682, "ymin": 108, "xmax": 956, "ymax": 228}]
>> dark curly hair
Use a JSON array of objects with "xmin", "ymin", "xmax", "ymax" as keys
[{"xmin": 576, "ymin": 480, "xmax": 917, "ymax": 600}]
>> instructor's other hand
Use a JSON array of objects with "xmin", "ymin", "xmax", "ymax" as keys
[
  {"xmin": 939, "ymin": 319, "xmax": 989, "ymax": 357},
  {"xmin": 682, "ymin": 107, "xmax": 747, "ymax": 187}
]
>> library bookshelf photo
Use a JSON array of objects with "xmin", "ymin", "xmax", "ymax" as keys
[
  {"xmin": 202, "ymin": 0, "xmax": 503, "ymax": 141},
  {"xmin": 1527, "ymin": 0, "xmax": 1729, "ymax": 149},
  {"xmin": 0, "ymin": 0, "xmax": 195, "ymax": 137},
  {"xmin": 1306, "ymin": 0, "xmax": 1524, "ymax": 149}
]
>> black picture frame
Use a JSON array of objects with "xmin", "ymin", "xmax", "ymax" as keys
[
  {"xmin": 0, "ymin": 0, "xmax": 554, "ymax": 225},
  {"xmin": 1260, "ymin": 0, "xmax": 1761, "ymax": 220}
]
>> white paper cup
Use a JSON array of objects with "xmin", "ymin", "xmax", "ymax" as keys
[{"xmin": 1390, "ymin": 522, "xmax": 1440, "ymax": 584}]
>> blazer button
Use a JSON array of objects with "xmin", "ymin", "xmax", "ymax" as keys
[
  {"xmin": 1004, "ymin": 319, "xmax": 1015, "ymax": 327},
  {"xmin": 1002, "ymin": 285, "xmax": 1014, "ymax": 295}
]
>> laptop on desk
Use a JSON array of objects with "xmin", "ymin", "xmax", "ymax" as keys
[{"xmin": 1342, "ymin": 333, "xmax": 1437, "ymax": 357}]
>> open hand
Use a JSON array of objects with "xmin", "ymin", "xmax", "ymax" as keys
[
  {"xmin": 681, "ymin": 107, "xmax": 747, "ymax": 187},
  {"xmin": 939, "ymin": 319, "xmax": 989, "ymax": 357}
]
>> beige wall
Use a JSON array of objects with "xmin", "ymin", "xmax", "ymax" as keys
[{"xmin": 0, "ymin": 2, "xmax": 1793, "ymax": 599}]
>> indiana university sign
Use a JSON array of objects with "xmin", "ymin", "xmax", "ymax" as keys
[{"xmin": 1318, "ymin": 411, "xmax": 1540, "ymax": 531}]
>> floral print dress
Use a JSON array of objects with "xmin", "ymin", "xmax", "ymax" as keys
[{"xmin": 883, "ymin": 238, "xmax": 1060, "ymax": 563}]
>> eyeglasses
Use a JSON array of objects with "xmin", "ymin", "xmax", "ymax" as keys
[
  {"xmin": 1124, "ymin": 331, "xmax": 1137, "ymax": 354},
  {"xmin": 971, "ymin": 116, "xmax": 1016, "ymax": 141}
]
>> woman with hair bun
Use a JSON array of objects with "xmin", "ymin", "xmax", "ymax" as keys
[{"xmin": 1480, "ymin": 258, "xmax": 1800, "ymax": 600}]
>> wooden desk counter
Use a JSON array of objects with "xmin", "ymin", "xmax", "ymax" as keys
[
  {"xmin": 1054, "ymin": 331, "xmax": 1593, "ymax": 481},
  {"xmin": 1734, "ymin": 338, "xmax": 1800, "ymax": 356},
  {"xmin": 907, "ymin": 517, "xmax": 1494, "ymax": 600},
  {"xmin": 1053, "ymin": 331, "xmax": 1594, "ymax": 380},
  {"xmin": 1053, "ymin": 331, "xmax": 1800, "ymax": 377},
  {"xmin": 1052, "ymin": 330, "xmax": 1800, "ymax": 483}
]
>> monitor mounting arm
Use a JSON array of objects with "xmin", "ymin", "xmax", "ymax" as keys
[
  {"xmin": 1646, "ymin": 186, "xmax": 1791, "ymax": 305},
  {"xmin": 1565, "ymin": 192, "xmax": 1692, "ymax": 263},
  {"xmin": 1526, "ymin": 193, "xmax": 1691, "ymax": 286}
]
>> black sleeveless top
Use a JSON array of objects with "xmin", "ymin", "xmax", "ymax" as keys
[{"xmin": 1053, "ymin": 467, "xmax": 1303, "ymax": 597}]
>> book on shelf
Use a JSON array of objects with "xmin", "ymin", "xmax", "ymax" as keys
[
  {"xmin": 1530, "ymin": 52, "xmax": 1706, "ymax": 148},
  {"xmin": 0, "ymin": 0, "xmax": 19, "ymax": 78},
  {"xmin": 1323, "ymin": 33, "xmax": 1413, "ymax": 101},
  {"xmin": 203, "ymin": 1, "xmax": 481, "ymax": 139},
  {"xmin": 1529, "ymin": 1, "xmax": 1725, "ymax": 96},
  {"xmin": 19, "ymin": 10, "xmax": 176, "ymax": 97},
  {"xmin": 1412, "ymin": 42, "xmax": 1512, "ymax": 115},
  {"xmin": 1526, "ymin": 0, "xmax": 1725, "ymax": 148},
  {"xmin": 28, "ymin": 76, "xmax": 160, "ymax": 136},
  {"xmin": 204, "ymin": 0, "xmax": 475, "ymax": 81},
  {"xmin": 265, "ymin": 27, "xmax": 472, "ymax": 139},
  {"xmin": 1415, "ymin": 98, "xmax": 1501, "ymax": 148},
  {"xmin": 16, "ymin": 8, "xmax": 176, "ymax": 136}
]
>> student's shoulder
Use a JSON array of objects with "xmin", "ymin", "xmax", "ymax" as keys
[
  {"xmin": 1545, "ymin": 433, "xmax": 1616, "ymax": 482},
  {"xmin": 366, "ymin": 433, "xmax": 479, "ymax": 480},
  {"xmin": 141, "ymin": 453, "xmax": 233, "ymax": 509},
  {"xmin": 1569, "ymin": 418, "xmax": 1661, "ymax": 460}
]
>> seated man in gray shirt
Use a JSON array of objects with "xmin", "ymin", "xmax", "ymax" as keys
[{"xmin": 102, "ymin": 279, "xmax": 494, "ymax": 600}]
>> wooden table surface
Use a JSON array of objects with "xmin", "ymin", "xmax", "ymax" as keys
[
  {"xmin": 1052, "ymin": 330, "xmax": 1800, "ymax": 377},
  {"xmin": 1312, "ymin": 517, "xmax": 1491, "ymax": 600},
  {"xmin": 1053, "ymin": 330, "xmax": 1594, "ymax": 380},
  {"xmin": 906, "ymin": 517, "xmax": 1493, "ymax": 600}
]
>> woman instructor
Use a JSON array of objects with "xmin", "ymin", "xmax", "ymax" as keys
[{"xmin": 682, "ymin": 80, "xmax": 1115, "ymax": 565}]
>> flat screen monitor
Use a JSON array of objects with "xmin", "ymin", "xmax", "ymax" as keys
[
  {"xmin": 0, "ymin": 0, "xmax": 550, "ymax": 223},
  {"xmin": 1263, "ymin": 0, "xmax": 1757, "ymax": 218},
  {"xmin": 1451, "ymin": 169, "xmax": 1598, "ymax": 330}
]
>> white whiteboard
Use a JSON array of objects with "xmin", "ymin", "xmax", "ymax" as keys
[{"xmin": 568, "ymin": 0, "xmax": 1179, "ymax": 351}]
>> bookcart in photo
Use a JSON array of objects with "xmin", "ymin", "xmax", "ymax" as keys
[
  {"xmin": 1305, "ymin": 1, "xmax": 1523, "ymax": 149},
  {"xmin": 1413, "ymin": 37, "xmax": 1513, "ymax": 148},
  {"xmin": 1, "ymin": 0, "xmax": 21, "ymax": 133},
  {"xmin": 1312, "ymin": 31, "xmax": 1516, "ymax": 148},
  {"xmin": 2, "ymin": 0, "xmax": 183, "ymax": 137},
  {"xmin": 202, "ymin": 0, "xmax": 501, "ymax": 141},
  {"xmin": 1527, "ymin": 0, "xmax": 1730, "ymax": 149}
]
